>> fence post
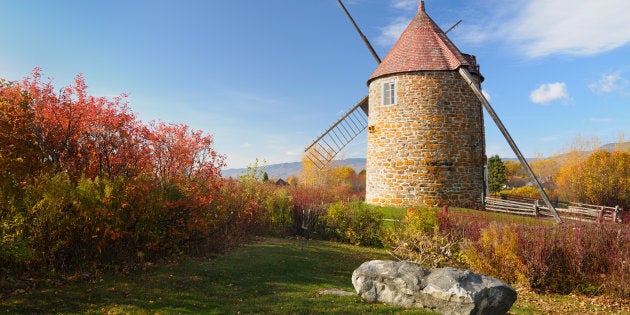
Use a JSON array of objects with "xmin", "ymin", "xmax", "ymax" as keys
[
  {"xmin": 598, "ymin": 206, "xmax": 605, "ymax": 223},
  {"xmin": 613, "ymin": 206, "xmax": 619, "ymax": 223},
  {"xmin": 533, "ymin": 200, "xmax": 540, "ymax": 217}
]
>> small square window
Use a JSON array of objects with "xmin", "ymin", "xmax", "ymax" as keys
[{"xmin": 383, "ymin": 81, "xmax": 397, "ymax": 105}]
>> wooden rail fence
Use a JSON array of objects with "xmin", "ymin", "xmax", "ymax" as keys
[{"xmin": 485, "ymin": 195, "xmax": 623, "ymax": 223}]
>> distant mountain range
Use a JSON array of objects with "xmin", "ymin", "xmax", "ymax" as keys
[
  {"xmin": 221, "ymin": 142, "xmax": 630, "ymax": 180},
  {"xmin": 600, "ymin": 142, "xmax": 630, "ymax": 152},
  {"xmin": 221, "ymin": 158, "xmax": 367, "ymax": 180}
]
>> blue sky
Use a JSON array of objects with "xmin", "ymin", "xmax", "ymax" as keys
[{"xmin": 1, "ymin": 0, "xmax": 629, "ymax": 169}]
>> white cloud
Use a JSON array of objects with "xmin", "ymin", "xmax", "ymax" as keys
[
  {"xmin": 529, "ymin": 82, "xmax": 569, "ymax": 104},
  {"xmin": 457, "ymin": 24, "xmax": 492, "ymax": 46},
  {"xmin": 511, "ymin": 0, "xmax": 630, "ymax": 57},
  {"xmin": 589, "ymin": 72, "xmax": 629, "ymax": 94},
  {"xmin": 374, "ymin": 0, "xmax": 419, "ymax": 46},
  {"xmin": 510, "ymin": 0, "xmax": 630, "ymax": 57},
  {"xmin": 460, "ymin": 0, "xmax": 630, "ymax": 58},
  {"xmin": 240, "ymin": 142, "xmax": 252, "ymax": 148},
  {"xmin": 482, "ymin": 89, "xmax": 491, "ymax": 101},
  {"xmin": 375, "ymin": 16, "xmax": 411, "ymax": 46},
  {"xmin": 391, "ymin": 0, "xmax": 417, "ymax": 11}
]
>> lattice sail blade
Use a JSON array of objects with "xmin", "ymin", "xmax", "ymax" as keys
[
  {"xmin": 459, "ymin": 67, "xmax": 562, "ymax": 224},
  {"xmin": 304, "ymin": 96, "xmax": 368, "ymax": 169}
]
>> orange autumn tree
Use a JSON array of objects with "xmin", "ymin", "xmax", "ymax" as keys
[
  {"xmin": 0, "ymin": 69, "xmax": 144, "ymax": 180},
  {"xmin": 0, "ymin": 68, "xmax": 225, "ymax": 183},
  {"xmin": 0, "ymin": 78, "xmax": 44, "ymax": 183},
  {"xmin": 556, "ymin": 150, "xmax": 630, "ymax": 208},
  {"xmin": 1, "ymin": 69, "xmax": 228, "ymax": 271}
]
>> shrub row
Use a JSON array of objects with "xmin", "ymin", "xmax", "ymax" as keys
[
  {"xmin": 0, "ymin": 175, "xmax": 371, "ymax": 284},
  {"xmin": 386, "ymin": 207, "xmax": 630, "ymax": 298},
  {"xmin": 1, "ymin": 173, "xmax": 232, "ymax": 275}
]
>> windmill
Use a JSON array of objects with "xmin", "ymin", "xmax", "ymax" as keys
[{"xmin": 305, "ymin": 0, "xmax": 562, "ymax": 223}]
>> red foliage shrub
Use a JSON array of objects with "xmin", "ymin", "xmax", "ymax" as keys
[
  {"xmin": 0, "ymin": 69, "xmax": 232, "ymax": 278},
  {"xmin": 440, "ymin": 208, "xmax": 630, "ymax": 297}
]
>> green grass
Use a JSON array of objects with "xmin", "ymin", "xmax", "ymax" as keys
[
  {"xmin": 379, "ymin": 206, "xmax": 407, "ymax": 230},
  {"xmin": 2, "ymin": 236, "xmax": 628, "ymax": 314},
  {"xmin": 0, "ymin": 238, "xmax": 433, "ymax": 314},
  {"xmin": 444, "ymin": 207, "xmax": 555, "ymax": 226},
  {"xmin": 379, "ymin": 205, "xmax": 554, "ymax": 227},
  {"xmin": 379, "ymin": 206, "xmax": 407, "ymax": 220}
]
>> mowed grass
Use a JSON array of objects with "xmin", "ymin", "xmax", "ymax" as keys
[
  {"xmin": 2, "ymin": 223, "xmax": 627, "ymax": 314},
  {"xmin": 380, "ymin": 205, "xmax": 554, "ymax": 227},
  {"xmin": 379, "ymin": 206, "xmax": 407, "ymax": 220},
  {"xmin": 0, "ymin": 237, "xmax": 433, "ymax": 314}
]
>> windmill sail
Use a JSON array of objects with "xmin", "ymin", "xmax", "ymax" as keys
[
  {"xmin": 459, "ymin": 67, "xmax": 562, "ymax": 223},
  {"xmin": 303, "ymin": 0, "xmax": 375, "ymax": 170},
  {"xmin": 304, "ymin": 96, "xmax": 368, "ymax": 169}
]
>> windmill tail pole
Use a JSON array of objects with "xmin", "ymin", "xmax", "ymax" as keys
[
  {"xmin": 459, "ymin": 67, "xmax": 563, "ymax": 224},
  {"xmin": 337, "ymin": 0, "xmax": 381, "ymax": 64},
  {"xmin": 445, "ymin": 19, "xmax": 462, "ymax": 35}
]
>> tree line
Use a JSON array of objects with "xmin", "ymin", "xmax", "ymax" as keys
[{"xmin": 487, "ymin": 142, "xmax": 630, "ymax": 210}]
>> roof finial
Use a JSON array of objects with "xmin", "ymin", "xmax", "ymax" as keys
[{"xmin": 419, "ymin": 0, "xmax": 425, "ymax": 12}]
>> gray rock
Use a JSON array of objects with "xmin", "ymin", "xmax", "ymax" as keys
[{"xmin": 352, "ymin": 260, "xmax": 517, "ymax": 315}]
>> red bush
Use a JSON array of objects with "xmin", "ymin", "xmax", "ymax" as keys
[
  {"xmin": 0, "ymin": 70, "xmax": 231, "ymax": 277},
  {"xmin": 440, "ymin": 208, "xmax": 630, "ymax": 297}
]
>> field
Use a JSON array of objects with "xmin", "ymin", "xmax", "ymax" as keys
[{"xmin": 2, "ymin": 237, "xmax": 629, "ymax": 314}]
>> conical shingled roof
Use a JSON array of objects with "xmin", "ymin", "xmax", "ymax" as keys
[{"xmin": 368, "ymin": 1, "xmax": 470, "ymax": 83}]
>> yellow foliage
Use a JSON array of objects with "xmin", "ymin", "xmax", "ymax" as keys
[
  {"xmin": 384, "ymin": 207, "xmax": 461, "ymax": 268},
  {"xmin": 530, "ymin": 157, "xmax": 560, "ymax": 181},
  {"xmin": 499, "ymin": 186, "xmax": 543, "ymax": 199},
  {"xmin": 299, "ymin": 148, "xmax": 356, "ymax": 188},
  {"xmin": 299, "ymin": 152, "xmax": 334, "ymax": 187},
  {"xmin": 461, "ymin": 222, "xmax": 527, "ymax": 285},
  {"xmin": 504, "ymin": 161, "xmax": 526, "ymax": 178},
  {"xmin": 332, "ymin": 166, "xmax": 355, "ymax": 188},
  {"xmin": 556, "ymin": 150, "xmax": 630, "ymax": 207},
  {"xmin": 286, "ymin": 175, "xmax": 298, "ymax": 187}
]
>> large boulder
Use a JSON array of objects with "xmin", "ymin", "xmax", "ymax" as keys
[{"xmin": 352, "ymin": 260, "xmax": 517, "ymax": 315}]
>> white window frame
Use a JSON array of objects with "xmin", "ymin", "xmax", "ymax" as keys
[{"xmin": 382, "ymin": 80, "xmax": 397, "ymax": 106}]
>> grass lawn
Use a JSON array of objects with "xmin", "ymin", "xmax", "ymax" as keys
[
  {"xmin": 0, "ymin": 238, "xmax": 430, "ymax": 314},
  {"xmin": 2, "ymin": 237, "xmax": 628, "ymax": 314},
  {"xmin": 379, "ymin": 206, "xmax": 407, "ymax": 220},
  {"xmin": 379, "ymin": 205, "xmax": 554, "ymax": 227}
]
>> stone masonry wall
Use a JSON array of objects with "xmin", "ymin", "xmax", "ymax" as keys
[{"xmin": 366, "ymin": 71, "xmax": 485, "ymax": 208}]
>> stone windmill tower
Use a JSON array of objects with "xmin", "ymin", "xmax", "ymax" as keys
[
  {"xmin": 365, "ymin": 1, "xmax": 485, "ymax": 208},
  {"xmin": 305, "ymin": 1, "xmax": 562, "ymax": 221}
]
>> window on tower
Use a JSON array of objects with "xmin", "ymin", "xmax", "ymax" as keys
[{"xmin": 383, "ymin": 80, "xmax": 397, "ymax": 105}]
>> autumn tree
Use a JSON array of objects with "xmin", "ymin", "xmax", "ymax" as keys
[
  {"xmin": 0, "ymin": 69, "xmax": 145, "ymax": 180},
  {"xmin": 286, "ymin": 175, "xmax": 298, "ymax": 186},
  {"xmin": 300, "ymin": 148, "xmax": 336, "ymax": 187},
  {"xmin": 299, "ymin": 147, "xmax": 363, "ymax": 190},
  {"xmin": 530, "ymin": 157, "xmax": 560, "ymax": 182},
  {"xmin": 556, "ymin": 150, "xmax": 630, "ymax": 208},
  {"xmin": 143, "ymin": 120, "xmax": 225, "ymax": 203},
  {"xmin": 504, "ymin": 160, "xmax": 526, "ymax": 179},
  {"xmin": 1, "ymin": 68, "xmax": 226, "ymax": 199},
  {"xmin": 487, "ymin": 155, "xmax": 506, "ymax": 194},
  {"xmin": 1, "ymin": 69, "xmax": 228, "ymax": 272},
  {"xmin": 353, "ymin": 169, "xmax": 367, "ymax": 192},
  {"xmin": 0, "ymin": 78, "xmax": 44, "ymax": 183},
  {"xmin": 332, "ymin": 166, "xmax": 355, "ymax": 188}
]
